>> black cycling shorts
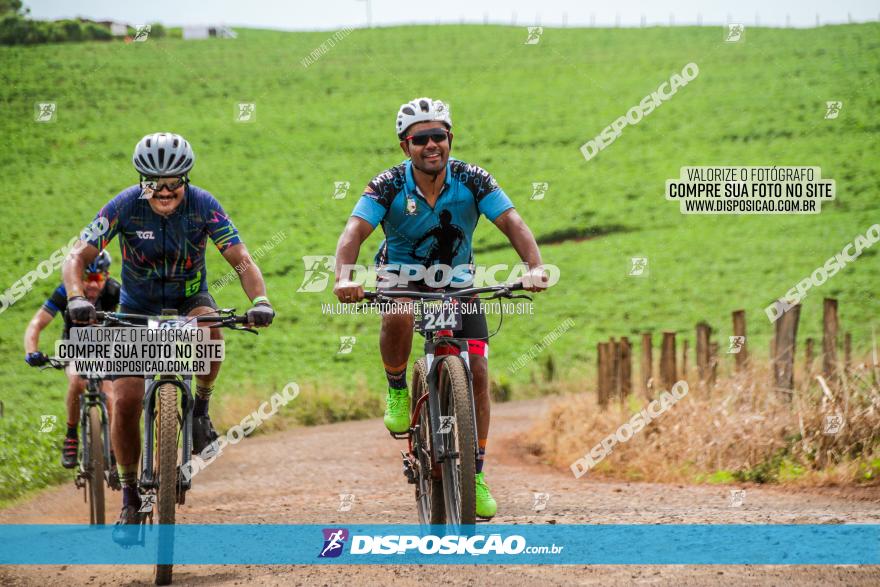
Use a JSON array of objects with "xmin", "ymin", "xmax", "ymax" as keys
[{"xmin": 118, "ymin": 291, "xmax": 219, "ymax": 317}]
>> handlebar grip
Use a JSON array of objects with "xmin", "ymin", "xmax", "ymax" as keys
[{"xmin": 509, "ymin": 282, "xmax": 525, "ymax": 291}]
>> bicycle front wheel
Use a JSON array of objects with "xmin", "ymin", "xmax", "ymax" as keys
[
  {"xmin": 154, "ymin": 383, "xmax": 178, "ymax": 586},
  {"xmin": 86, "ymin": 406, "xmax": 105, "ymax": 525},
  {"xmin": 438, "ymin": 357, "xmax": 476, "ymax": 528}
]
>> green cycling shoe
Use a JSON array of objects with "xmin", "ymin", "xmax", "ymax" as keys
[
  {"xmin": 475, "ymin": 472, "xmax": 497, "ymax": 519},
  {"xmin": 384, "ymin": 387, "xmax": 411, "ymax": 433}
]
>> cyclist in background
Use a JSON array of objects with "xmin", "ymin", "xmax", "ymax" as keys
[{"xmin": 24, "ymin": 251, "xmax": 119, "ymax": 469}]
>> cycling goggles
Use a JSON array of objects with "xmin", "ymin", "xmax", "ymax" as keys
[
  {"xmin": 83, "ymin": 272, "xmax": 105, "ymax": 283},
  {"xmin": 140, "ymin": 176, "xmax": 186, "ymax": 192}
]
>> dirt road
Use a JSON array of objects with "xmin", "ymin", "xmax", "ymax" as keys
[{"xmin": 2, "ymin": 398, "xmax": 879, "ymax": 585}]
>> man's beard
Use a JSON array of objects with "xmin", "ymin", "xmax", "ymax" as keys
[{"xmin": 413, "ymin": 154, "xmax": 446, "ymax": 176}]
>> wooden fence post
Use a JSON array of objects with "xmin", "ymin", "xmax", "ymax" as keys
[
  {"xmin": 641, "ymin": 332, "xmax": 653, "ymax": 398},
  {"xmin": 610, "ymin": 338, "xmax": 620, "ymax": 400},
  {"xmin": 696, "ymin": 322, "xmax": 711, "ymax": 384},
  {"xmin": 660, "ymin": 331, "xmax": 677, "ymax": 390},
  {"xmin": 603, "ymin": 342, "xmax": 615, "ymax": 408},
  {"xmin": 596, "ymin": 342, "xmax": 604, "ymax": 406},
  {"xmin": 620, "ymin": 337, "xmax": 632, "ymax": 400},
  {"xmin": 681, "ymin": 339, "xmax": 689, "ymax": 380},
  {"xmin": 823, "ymin": 298, "xmax": 838, "ymax": 381},
  {"xmin": 709, "ymin": 342, "xmax": 719, "ymax": 388},
  {"xmin": 732, "ymin": 309, "xmax": 748, "ymax": 371},
  {"xmin": 598, "ymin": 342, "xmax": 613, "ymax": 409},
  {"xmin": 773, "ymin": 303, "xmax": 801, "ymax": 393}
]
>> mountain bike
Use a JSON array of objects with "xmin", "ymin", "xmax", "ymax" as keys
[
  {"xmin": 42, "ymin": 357, "xmax": 119, "ymax": 524},
  {"xmin": 94, "ymin": 309, "xmax": 255, "ymax": 586},
  {"xmin": 364, "ymin": 282, "xmax": 530, "ymax": 530}
]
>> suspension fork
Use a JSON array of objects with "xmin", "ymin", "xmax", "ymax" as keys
[
  {"xmin": 425, "ymin": 354, "xmax": 475, "ymax": 462},
  {"xmin": 88, "ymin": 381, "xmax": 113, "ymax": 475},
  {"xmin": 140, "ymin": 376, "xmax": 194, "ymax": 491}
]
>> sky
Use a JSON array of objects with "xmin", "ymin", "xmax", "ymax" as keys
[{"xmin": 25, "ymin": 0, "xmax": 880, "ymax": 30}]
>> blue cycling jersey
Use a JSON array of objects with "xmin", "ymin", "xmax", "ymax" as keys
[
  {"xmin": 85, "ymin": 184, "xmax": 242, "ymax": 313},
  {"xmin": 351, "ymin": 159, "xmax": 514, "ymax": 280}
]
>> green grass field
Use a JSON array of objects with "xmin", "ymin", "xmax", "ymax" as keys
[{"xmin": 1, "ymin": 24, "xmax": 878, "ymax": 502}]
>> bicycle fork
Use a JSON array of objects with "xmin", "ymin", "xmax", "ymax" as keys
[
  {"xmin": 425, "ymin": 341, "xmax": 478, "ymax": 466},
  {"xmin": 139, "ymin": 377, "xmax": 194, "ymax": 498},
  {"xmin": 77, "ymin": 383, "xmax": 112, "ymax": 490}
]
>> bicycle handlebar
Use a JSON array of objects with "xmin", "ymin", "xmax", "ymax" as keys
[
  {"xmin": 72, "ymin": 310, "xmax": 258, "ymax": 333},
  {"xmin": 95, "ymin": 311, "xmax": 248, "ymax": 324},
  {"xmin": 42, "ymin": 357, "xmax": 68, "ymax": 370}
]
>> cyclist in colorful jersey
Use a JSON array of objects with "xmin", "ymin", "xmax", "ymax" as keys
[
  {"xmin": 62, "ymin": 132, "xmax": 275, "ymax": 534},
  {"xmin": 24, "ymin": 251, "xmax": 119, "ymax": 469},
  {"xmin": 333, "ymin": 98, "xmax": 550, "ymax": 519}
]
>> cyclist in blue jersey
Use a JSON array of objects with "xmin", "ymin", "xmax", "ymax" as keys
[
  {"xmin": 333, "ymin": 98, "xmax": 550, "ymax": 519},
  {"xmin": 24, "ymin": 251, "xmax": 119, "ymax": 469},
  {"xmin": 62, "ymin": 132, "xmax": 275, "ymax": 533}
]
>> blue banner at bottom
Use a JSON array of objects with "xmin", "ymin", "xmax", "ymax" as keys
[{"xmin": 0, "ymin": 524, "xmax": 877, "ymax": 565}]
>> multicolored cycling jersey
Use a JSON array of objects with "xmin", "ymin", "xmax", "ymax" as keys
[
  {"xmin": 43, "ymin": 279, "xmax": 120, "ymax": 338},
  {"xmin": 351, "ymin": 159, "xmax": 514, "ymax": 282},
  {"xmin": 85, "ymin": 184, "xmax": 242, "ymax": 313}
]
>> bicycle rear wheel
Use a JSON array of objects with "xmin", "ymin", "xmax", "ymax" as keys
[
  {"xmin": 438, "ymin": 357, "xmax": 476, "ymax": 528},
  {"xmin": 412, "ymin": 358, "xmax": 444, "ymax": 525},
  {"xmin": 154, "ymin": 383, "xmax": 178, "ymax": 586},
  {"xmin": 86, "ymin": 406, "xmax": 105, "ymax": 525}
]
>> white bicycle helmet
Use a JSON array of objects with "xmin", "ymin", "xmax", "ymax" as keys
[
  {"xmin": 396, "ymin": 97, "xmax": 452, "ymax": 139},
  {"xmin": 132, "ymin": 132, "xmax": 195, "ymax": 177}
]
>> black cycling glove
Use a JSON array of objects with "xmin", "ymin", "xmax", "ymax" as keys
[
  {"xmin": 25, "ymin": 351, "xmax": 48, "ymax": 367},
  {"xmin": 245, "ymin": 302, "xmax": 275, "ymax": 327},
  {"xmin": 67, "ymin": 295, "xmax": 96, "ymax": 324}
]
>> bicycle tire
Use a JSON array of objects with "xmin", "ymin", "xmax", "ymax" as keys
[
  {"xmin": 412, "ymin": 358, "xmax": 444, "ymax": 525},
  {"xmin": 438, "ymin": 357, "xmax": 476, "ymax": 527},
  {"xmin": 154, "ymin": 383, "xmax": 178, "ymax": 586},
  {"xmin": 86, "ymin": 406, "xmax": 105, "ymax": 525}
]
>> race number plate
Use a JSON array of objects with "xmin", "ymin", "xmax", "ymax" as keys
[{"xmin": 416, "ymin": 300, "xmax": 462, "ymax": 332}]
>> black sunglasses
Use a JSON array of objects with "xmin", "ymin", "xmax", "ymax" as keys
[{"xmin": 404, "ymin": 130, "xmax": 450, "ymax": 146}]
